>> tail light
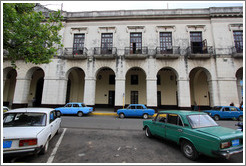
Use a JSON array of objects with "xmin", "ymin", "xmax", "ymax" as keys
[
  {"xmin": 19, "ymin": 139, "xmax": 37, "ymax": 147},
  {"xmin": 221, "ymin": 142, "xmax": 231, "ymax": 149}
]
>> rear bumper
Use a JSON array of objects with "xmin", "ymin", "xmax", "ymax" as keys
[
  {"xmin": 3, "ymin": 146, "xmax": 42, "ymax": 157},
  {"xmin": 212, "ymin": 146, "xmax": 243, "ymax": 159}
]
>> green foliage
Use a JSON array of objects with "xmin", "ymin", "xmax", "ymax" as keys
[{"xmin": 3, "ymin": 3, "xmax": 63, "ymax": 67}]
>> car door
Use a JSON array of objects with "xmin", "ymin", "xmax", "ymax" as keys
[
  {"xmin": 72, "ymin": 104, "xmax": 80, "ymax": 114},
  {"xmin": 230, "ymin": 107, "xmax": 240, "ymax": 119},
  {"xmin": 165, "ymin": 114, "xmax": 184, "ymax": 143},
  {"xmin": 222, "ymin": 107, "xmax": 231, "ymax": 118},
  {"xmin": 63, "ymin": 104, "xmax": 72, "ymax": 114},
  {"xmin": 126, "ymin": 105, "xmax": 135, "ymax": 116},
  {"xmin": 136, "ymin": 105, "xmax": 143, "ymax": 116},
  {"xmin": 49, "ymin": 111, "xmax": 58, "ymax": 137},
  {"xmin": 151, "ymin": 113, "xmax": 167, "ymax": 138}
]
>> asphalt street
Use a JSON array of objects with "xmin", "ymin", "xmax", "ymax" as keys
[{"xmin": 3, "ymin": 115, "xmax": 244, "ymax": 163}]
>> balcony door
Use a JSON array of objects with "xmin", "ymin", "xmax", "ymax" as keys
[
  {"xmin": 160, "ymin": 32, "xmax": 172, "ymax": 54},
  {"xmin": 190, "ymin": 32, "xmax": 202, "ymax": 54},
  {"xmin": 73, "ymin": 34, "xmax": 85, "ymax": 55},
  {"xmin": 101, "ymin": 33, "xmax": 113, "ymax": 54},
  {"xmin": 130, "ymin": 33, "xmax": 142, "ymax": 54}
]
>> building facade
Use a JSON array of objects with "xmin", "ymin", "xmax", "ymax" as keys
[{"xmin": 3, "ymin": 5, "xmax": 244, "ymax": 111}]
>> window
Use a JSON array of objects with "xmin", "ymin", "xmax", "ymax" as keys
[
  {"xmin": 190, "ymin": 32, "xmax": 203, "ymax": 54},
  {"xmin": 157, "ymin": 75, "xmax": 161, "ymax": 85},
  {"xmin": 109, "ymin": 75, "xmax": 115, "ymax": 85},
  {"xmin": 131, "ymin": 91, "xmax": 138, "ymax": 104},
  {"xmin": 131, "ymin": 75, "xmax": 138, "ymax": 85},
  {"xmin": 73, "ymin": 34, "xmax": 85, "ymax": 55},
  {"xmin": 160, "ymin": 32, "xmax": 172, "ymax": 53},
  {"xmin": 224, "ymin": 107, "xmax": 230, "ymax": 111},
  {"xmin": 50, "ymin": 111, "xmax": 57, "ymax": 124},
  {"xmin": 136, "ymin": 106, "xmax": 143, "ymax": 109},
  {"xmin": 130, "ymin": 33, "xmax": 142, "ymax": 54},
  {"xmin": 73, "ymin": 104, "xmax": 79, "ymax": 107},
  {"xmin": 167, "ymin": 114, "xmax": 178, "ymax": 125},
  {"xmin": 65, "ymin": 104, "xmax": 72, "ymax": 107},
  {"xmin": 101, "ymin": 33, "xmax": 113, "ymax": 54},
  {"xmin": 233, "ymin": 31, "xmax": 243, "ymax": 53},
  {"xmin": 156, "ymin": 113, "xmax": 167, "ymax": 123}
]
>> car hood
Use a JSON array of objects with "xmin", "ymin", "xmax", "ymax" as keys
[
  {"xmin": 197, "ymin": 126, "xmax": 242, "ymax": 140},
  {"xmin": 3, "ymin": 127, "xmax": 45, "ymax": 139}
]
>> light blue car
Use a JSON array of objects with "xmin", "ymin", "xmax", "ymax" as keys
[
  {"xmin": 117, "ymin": 104, "xmax": 155, "ymax": 119},
  {"xmin": 55, "ymin": 102, "xmax": 93, "ymax": 117},
  {"xmin": 204, "ymin": 106, "xmax": 243, "ymax": 121}
]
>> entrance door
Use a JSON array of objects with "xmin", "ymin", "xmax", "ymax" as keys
[
  {"xmin": 35, "ymin": 78, "xmax": 44, "ymax": 107},
  {"xmin": 157, "ymin": 91, "xmax": 161, "ymax": 107},
  {"xmin": 131, "ymin": 91, "xmax": 138, "ymax": 104},
  {"xmin": 108, "ymin": 91, "xmax": 115, "ymax": 107}
]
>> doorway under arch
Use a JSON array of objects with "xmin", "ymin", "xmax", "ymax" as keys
[{"xmin": 236, "ymin": 67, "xmax": 243, "ymax": 104}]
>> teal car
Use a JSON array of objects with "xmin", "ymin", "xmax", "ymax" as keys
[{"xmin": 143, "ymin": 110, "xmax": 243, "ymax": 160}]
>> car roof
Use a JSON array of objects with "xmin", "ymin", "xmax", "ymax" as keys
[
  {"xmin": 6, "ymin": 108, "xmax": 54, "ymax": 113},
  {"xmin": 66, "ymin": 102, "xmax": 84, "ymax": 104},
  {"xmin": 158, "ymin": 110, "xmax": 206, "ymax": 116}
]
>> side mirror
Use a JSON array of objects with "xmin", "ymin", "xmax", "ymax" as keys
[{"xmin": 55, "ymin": 111, "xmax": 61, "ymax": 118}]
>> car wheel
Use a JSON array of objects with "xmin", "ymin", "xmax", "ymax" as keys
[
  {"xmin": 214, "ymin": 115, "xmax": 220, "ymax": 121},
  {"xmin": 77, "ymin": 111, "xmax": 83, "ymax": 117},
  {"xmin": 143, "ymin": 113, "xmax": 148, "ymax": 119},
  {"xmin": 238, "ymin": 116, "xmax": 243, "ymax": 121},
  {"xmin": 145, "ymin": 127, "xmax": 152, "ymax": 138},
  {"xmin": 119, "ymin": 113, "xmax": 125, "ymax": 119},
  {"xmin": 181, "ymin": 140, "xmax": 198, "ymax": 161},
  {"xmin": 40, "ymin": 139, "xmax": 49, "ymax": 155}
]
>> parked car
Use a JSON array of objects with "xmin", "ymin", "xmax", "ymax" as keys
[
  {"xmin": 235, "ymin": 122, "xmax": 243, "ymax": 132},
  {"xmin": 3, "ymin": 108, "xmax": 61, "ymax": 157},
  {"xmin": 117, "ymin": 104, "xmax": 155, "ymax": 119},
  {"xmin": 143, "ymin": 110, "xmax": 243, "ymax": 160},
  {"xmin": 3, "ymin": 106, "xmax": 9, "ymax": 113},
  {"xmin": 204, "ymin": 106, "xmax": 243, "ymax": 121},
  {"xmin": 55, "ymin": 102, "xmax": 93, "ymax": 117}
]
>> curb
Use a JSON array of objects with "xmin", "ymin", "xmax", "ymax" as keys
[{"xmin": 90, "ymin": 112, "xmax": 158, "ymax": 117}]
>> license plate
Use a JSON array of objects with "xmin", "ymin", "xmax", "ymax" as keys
[
  {"xmin": 232, "ymin": 139, "xmax": 240, "ymax": 147},
  {"xmin": 3, "ymin": 141, "xmax": 12, "ymax": 148}
]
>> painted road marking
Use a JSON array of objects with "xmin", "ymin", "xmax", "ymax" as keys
[{"xmin": 47, "ymin": 128, "xmax": 67, "ymax": 163}]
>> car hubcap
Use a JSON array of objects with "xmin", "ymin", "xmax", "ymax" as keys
[
  {"xmin": 184, "ymin": 144, "xmax": 193, "ymax": 157},
  {"xmin": 144, "ymin": 114, "xmax": 148, "ymax": 119},
  {"xmin": 146, "ymin": 129, "xmax": 149, "ymax": 136},
  {"xmin": 120, "ymin": 114, "xmax": 124, "ymax": 118}
]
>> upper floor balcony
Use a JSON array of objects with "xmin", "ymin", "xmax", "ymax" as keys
[
  {"xmin": 186, "ymin": 46, "xmax": 214, "ymax": 59},
  {"xmin": 124, "ymin": 47, "xmax": 148, "ymax": 59},
  {"xmin": 59, "ymin": 47, "xmax": 88, "ymax": 60},
  {"xmin": 93, "ymin": 47, "xmax": 117, "ymax": 59},
  {"xmin": 155, "ymin": 46, "xmax": 180, "ymax": 59},
  {"xmin": 231, "ymin": 46, "xmax": 243, "ymax": 59}
]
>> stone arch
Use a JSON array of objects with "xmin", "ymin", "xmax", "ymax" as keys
[
  {"xmin": 125, "ymin": 67, "xmax": 147, "ymax": 105},
  {"xmin": 3, "ymin": 67, "xmax": 17, "ymax": 108},
  {"xmin": 95, "ymin": 67, "xmax": 116, "ymax": 108},
  {"xmin": 189, "ymin": 67, "xmax": 212, "ymax": 109},
  {"xmin": 156, "ymin": 67, "xmax": 178, "ymax": 109},
  {"xmin": 65, "ymin": 67, "xmax": 85, "ymax": 103}
]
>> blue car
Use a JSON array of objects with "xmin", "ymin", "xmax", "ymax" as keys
[
  {"xmin": 55, "ymin": 102, "xmax": 93, "ymax": 117},
  {"xmin": 204, "ymin": 106, "xmax": 243, "ymax": 121},
  {"xmin": 117, "ymin": 104, "xmax": 155, "ymax": 119}
]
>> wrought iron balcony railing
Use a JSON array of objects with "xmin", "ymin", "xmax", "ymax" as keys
[
  {"xmin": 124, "ymin": 47, "xmax": 148, "ymax": 59},
  {"xmin": 94, "ymin": 47, "xmax": 117, "ymax": 55},
  {"xmin": 231, "ymin": 46, "xmax": 243, "ymax": 58},
  {"xmin": 155, "ymin": 46, "xmax": 180, "ymax": 59},
  {"xmin": 60, "ymin": 47, "xmax": 88, "ymax": 59},
  {"xmin": 186, "ymin": 46, "xmax": 214, "ymax": 59}
]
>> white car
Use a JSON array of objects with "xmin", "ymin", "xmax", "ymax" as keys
[
  {"xmin": 3, "ymin": 108, "xmax": 61, "ymax": 157},
  {"xmin": 3, "ymin": 106, "xmax": 9, "ymax": 113}
]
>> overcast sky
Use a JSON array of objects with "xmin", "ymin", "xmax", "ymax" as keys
[{"xmin": 39, "ymin": 1, "xmax": 244, "ymax": 12}]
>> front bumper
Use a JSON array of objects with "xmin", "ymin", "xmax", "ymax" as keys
[
  {"xmin": 212, "ymin": 145, "xmax": 243, "ymax": 159},
  {"xmin": 3, "ymin": 146, "xmax": 42, "ymax": 157}
]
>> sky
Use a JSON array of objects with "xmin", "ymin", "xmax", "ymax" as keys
[{"xmin": 39, "ymin": 1, "xmax": 244, "ymax": 12}]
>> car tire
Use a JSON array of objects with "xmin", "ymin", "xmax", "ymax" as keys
[
  {"xmin": 40, "ymin": 139, "xmax": 49, "ymax": 155},
  {"xmin": 119, "ymin": 113, "xmax": 125, "ymax": 119},
  {"xmin": 77, "ymin": 111, "xmax": 83, "ymax": 117},
  {"xmin": 181, "ymin": 140, "xmax": 198, "ymax": 161},
  {"xmin": 143, "ymin": 113, "xmax": 148, "ymax": 119},
  {"xmin": 214, "ymin": 115, "xmax": 220, "ymax": 121},
  {"xmin": 145, "ymin": 127, "xmax": 152, "ymax": 138},
  {"xmin": 238, "ymin": 116, "xmax": 243, "ymax": 121}
]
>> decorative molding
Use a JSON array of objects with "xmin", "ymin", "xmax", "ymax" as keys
[
  {"xmin": 186, "ymin": 25, "xmax": 206, "ymax": 32},
  {"xmin": 126, "ymin": 26, "xmax": 146, "ymax": 33},
  {"xmin": 155, "ymin": 25, "xmax": 176, "ymax": 32},
  {"xmin": 97, "ymin": 26, "xmax": 116, "ymax": 33},
  {"xmin": 228, "ymin": 24, "xmax": 243, "ymax": 31},
  {"xmin": 70, "ymin": 27, "xmax": 88, "ymax": 34}
]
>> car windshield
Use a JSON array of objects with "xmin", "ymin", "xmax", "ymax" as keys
[
  {"xmin": 187, "ymin": 114, "xmax": 218, "ymax": 128},
  {"xmin": 212, "ymin": 106, "xmax": 222, "ymax": 110},
  {"xmin": 81, "ymin": 103, "xmax": 87, "ymax": 107},
  {"xmin": 3, "ymin": 113, "xmax": 46, "ymax": 127}
]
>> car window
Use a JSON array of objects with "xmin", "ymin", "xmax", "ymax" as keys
[
  {"xmin": 223, "ymin": 107, "xmax": 230, "ymax": 111},
  {"xmin": 3, "ymin": 113, "xmax": 46, "ymax": 127},
  {"xmin": 188, "ymin": 114, "xmax": 218, "ymax": 128},
  {"xmin": 213, "ymin": 106, "xmax": 222, "ymax": 110},
  {"xmin": 73, "ymin": 104, "xmax": 79, "ymax": 107},
  {"xmin": 167, "ymin": 114, "xmax": 178, "ymax": 125},
  {"xmin": 230, "ymin": 107, "xmax": 237, "ymax": 111},
  {"xmin": 81, "ymin": 103, "xmax": 86, "ymax": 107},
  {"xmin": 156, "ymin": 113, "xmax": 167, "ymax": 123},
  {"xmin": 50, "ymin": 111, "xmax": 57, "ymax": 124},
  {"xmin": 65, "ymin": 104, "xmax": 72, "ymax": 107},
  {"xmin": 136, "ymin": 106, "xmax": 143, "ymax": 109},
  {"xmin": 128, "ymin": 106, "xmax": 135, "ymax": 109}
]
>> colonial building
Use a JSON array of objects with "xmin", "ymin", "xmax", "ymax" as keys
[{"xmin": 3, "ymin": 5, "xmax": 243, "ymax": 111}]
